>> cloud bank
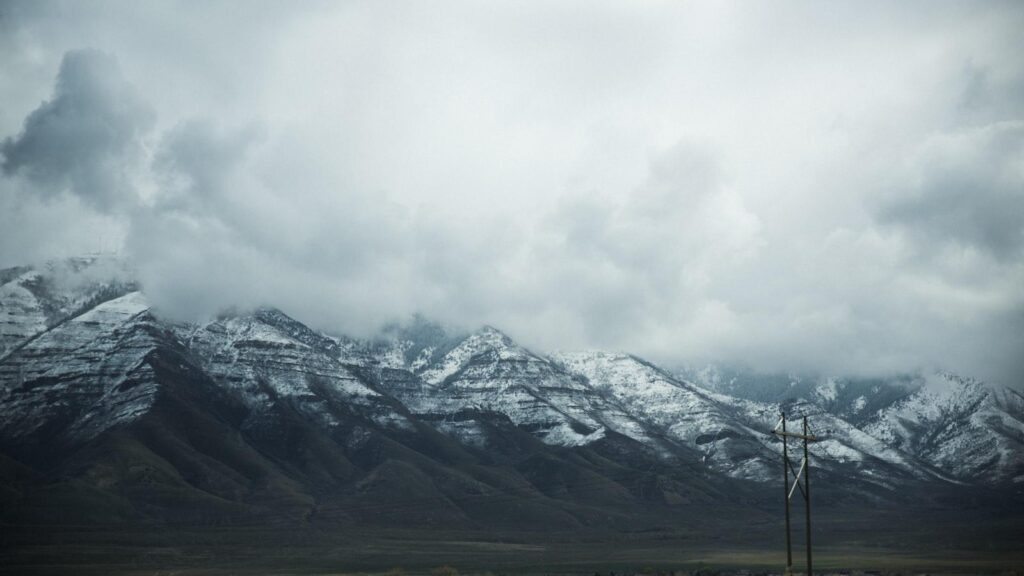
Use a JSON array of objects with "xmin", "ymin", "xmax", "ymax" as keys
[{"xmin": 0, "ymin": 1, "xmax": 1022, "ymax": 387}]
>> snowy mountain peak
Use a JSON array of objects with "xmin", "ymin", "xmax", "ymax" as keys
[
  {"xmin": 1, "ymin": 257, "xmax": 1022, "ymax": 502},
  {"xmin": 417, "ymin": 324, "xmax": 530, "ymax": 385},
  {"xmin": 471, "ymin": 324, "xmax": 517, "ymax": 348}
]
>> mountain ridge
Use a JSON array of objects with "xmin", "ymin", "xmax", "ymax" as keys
[{"xmin": 1, "ymin": 257, "xmax": 1022, "ymax": 530}]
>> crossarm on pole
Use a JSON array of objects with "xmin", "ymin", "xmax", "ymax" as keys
[{"xmin": 772, "ymin": 429, "xmax": 819, "ymax": 442}]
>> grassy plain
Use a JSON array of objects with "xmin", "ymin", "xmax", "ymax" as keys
[{"xmin": 2, "ymin": 509, "xmax": 1022, "ymax": 576}]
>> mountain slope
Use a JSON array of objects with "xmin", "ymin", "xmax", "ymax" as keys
[
  {"xmin": 686, "ymin": 365, "xmax": 1024, "ymax": 486},
  {"xmin": 0, "ymin": 261, "xmax": 746, "ymax": 528},
  {"xmin": 1, "ymin": 257, "xmax": 1022, "ymax": 531},
  {"xmin": 864, "ymin": 373, "xmax": 1024, "ymax": 484}
]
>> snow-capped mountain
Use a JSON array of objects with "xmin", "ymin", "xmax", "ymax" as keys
[
  {"xmin": 685, "ymin": 365, "xmax": 1024, "ymax": 485},
  {"xmin": 865, "ymin": 372, "xmax": 1024, "ymax": 485},
  {"xmin": 1, "ymin": 257, "xmax": 1021, "ymax": 528}
]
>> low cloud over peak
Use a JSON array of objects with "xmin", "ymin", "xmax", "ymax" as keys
[{"xmin": 1, "ymin": 2, "xmax": 1022, "ymax": 388}]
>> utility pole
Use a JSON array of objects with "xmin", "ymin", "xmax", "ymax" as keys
[
  {"xmin": 804, "ymin": 416, "xmax": 812, "ymax": 576},
  {"xmin": 782, "ymin": 414, "xmax": 792, "ymax": 571},
  {"xmin": 772, "ymin": 412, "xmax": 819, "ymax": 576}
]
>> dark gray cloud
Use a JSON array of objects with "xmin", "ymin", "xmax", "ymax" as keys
[
  {"xmin": 876, "ymin": 122, "xmax": 1024, "ymax": 262},
  {"xmin": 1, "ymin": 49, "xmax": 153, "ymax": 213}
]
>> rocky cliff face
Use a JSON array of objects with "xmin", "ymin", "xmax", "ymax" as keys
[
  {"xmin": 1, "ymin": 257, "xmax": 1021, "ymax": 528},
  {"xmin": 864, "ymin": 373, "xmax": 1024, "ymax": 484},
  {"xmin": 686, "ymin": 366, "xmax": 1024, "ymax": 486}
]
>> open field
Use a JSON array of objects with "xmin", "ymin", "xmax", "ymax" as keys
[{"xmin": 3, "ymin": 511, "xmax": 1022, "ymax": 575}]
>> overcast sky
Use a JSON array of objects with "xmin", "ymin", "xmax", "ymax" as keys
[{"xmin": 1, "ymin": 1, "xmax": 1022, "ymax": 386}]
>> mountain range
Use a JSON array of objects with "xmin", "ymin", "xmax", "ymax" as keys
[{"xmin": 1, "ymin": 256, "xmax": 1022, "ymax": 531}]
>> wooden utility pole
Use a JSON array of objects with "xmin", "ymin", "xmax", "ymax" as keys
[
  {"xmin": 803, "ymin": 416, "xmax": 812, "ymax": 576},
  {"xmin": 782, "ymin": 414, "xmax": 792, "ymax": 571},
  {"xmin": 772, "ymin": 412, "xmax": 819, "ymax": 576}
]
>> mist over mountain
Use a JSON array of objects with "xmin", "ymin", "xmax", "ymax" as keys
[{"xmin": 2, "ymin": 257, "xmax": 1021, "ymax": 531}]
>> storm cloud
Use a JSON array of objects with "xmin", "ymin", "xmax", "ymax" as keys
[
  {"xmin": 1, "ymin": 1, "xmax": 1022, "ymax": 387},
  {"xmin": 1, "ymin": 49, "xmax": 153, "ymax": 213},
  {"xmin": 876, "ymin": 121, "xmax": 1024, "ymax": 262}
]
